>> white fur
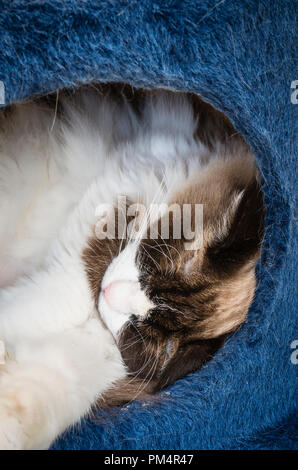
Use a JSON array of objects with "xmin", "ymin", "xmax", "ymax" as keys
[{"xmin": 0, "ymin": 90, "xmax": 216, "ymax": 449}]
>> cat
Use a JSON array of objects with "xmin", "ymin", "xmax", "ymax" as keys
[{"xmin": 0, "ymin": 85, "xmax": 265, "ymax": 449}]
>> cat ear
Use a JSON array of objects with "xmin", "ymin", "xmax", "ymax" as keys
[
  {"xmin": 206, "ymin": 178, "xmax": 265, "ymax": 274},
  {"xmin": 154, "ymin": 337, "xmax": 225, "ymax": 392}
]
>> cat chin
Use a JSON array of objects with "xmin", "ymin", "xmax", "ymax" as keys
[{"xmin": 98, "ymin": 293, "xmax": 129, "ymax": 339}]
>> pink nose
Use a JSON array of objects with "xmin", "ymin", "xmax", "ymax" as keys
[{"xmin": 103, "ymin": 280, "xmax": 137, "ymax": 313}]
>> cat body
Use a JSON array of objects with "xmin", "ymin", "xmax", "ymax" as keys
[{"xmin": 0, "ymin": 87, "xmax": 264, "ymax": 449}]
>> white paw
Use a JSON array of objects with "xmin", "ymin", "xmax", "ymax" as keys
[
  {"xmin": 0, "ymin": 395, "xmax": 25, "ymax": 450},
  {"xmin": 0, "ymin": 384, "xmax": 44, "ymax": 450}
]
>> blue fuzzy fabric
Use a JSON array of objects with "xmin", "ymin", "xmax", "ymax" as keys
[{"xmin": 0, "ymin": 0, "xmax": 297, "ymax": 450}]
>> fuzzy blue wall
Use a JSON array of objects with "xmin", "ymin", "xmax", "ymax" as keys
[{"xmin": 0, "ymin": 0, "xmax": 297, "ymax": 449}]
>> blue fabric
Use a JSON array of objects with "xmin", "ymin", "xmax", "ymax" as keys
[{"xmin": 0, "ymin": 0, "xmax": 297, "ymax": 450}]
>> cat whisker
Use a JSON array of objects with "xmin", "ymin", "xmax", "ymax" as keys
[
  {"xmin": 138, "ymin": 245, "xmax": 161, "ymax": 273},
  {"xmin": 140, "ymin": 241, "xmax": 175, "ymax": 272}
]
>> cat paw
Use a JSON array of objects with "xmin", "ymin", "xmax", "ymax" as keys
[
  {"xmin": 0, "ymin": 397, "xmax": 25, "ymax": 450},
  {"xmin": 0, "ymin": 386, "xmax": 38, "ymax": 450}
]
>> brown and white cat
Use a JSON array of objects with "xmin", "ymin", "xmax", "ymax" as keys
[{"xmin": 0, "ymin": 85, "xmax": 264, "ymax": 448}]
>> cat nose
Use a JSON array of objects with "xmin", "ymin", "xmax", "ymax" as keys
[
  {"xmin": 102, "ymin": 280, "xmax": 153, "ymax": 316},
  {"xmin": 103, "ymin": 280, "xmax": 138, "ymax": 314}
]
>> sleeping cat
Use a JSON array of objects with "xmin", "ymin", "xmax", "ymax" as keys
[{"xmin": 0, "ymin": 85, "xmax": 264, "ymax": 449}]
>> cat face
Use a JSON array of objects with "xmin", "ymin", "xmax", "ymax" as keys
[{"xmin": 83, "ymin": 157, "xmax": 265, "ymax": 399}]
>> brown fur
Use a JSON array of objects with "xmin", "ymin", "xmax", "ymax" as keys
[{"xmin": 82, "ymin": 87, "xmax": 265, "ymax": 407}]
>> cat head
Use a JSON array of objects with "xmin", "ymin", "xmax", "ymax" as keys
[{"xmin": 83, "ymin": 156, "xmax": 265, "ymax": 401}]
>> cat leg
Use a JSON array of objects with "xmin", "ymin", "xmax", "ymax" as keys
[
  {"xmin": 0, "ymin": 179, "xmax": 126, "ymax": 449},
  {"xmin": 0, "ymin": 318, "xmax": 125, "ymax": 450},
  {"xmin": 0, "ymin": 176, "xmax": 121, "ymax": 344}
]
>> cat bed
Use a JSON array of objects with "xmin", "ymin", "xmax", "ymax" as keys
[{"xmin": 0, "ymin": 0, "xmax": 296, "ymax": 450}]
